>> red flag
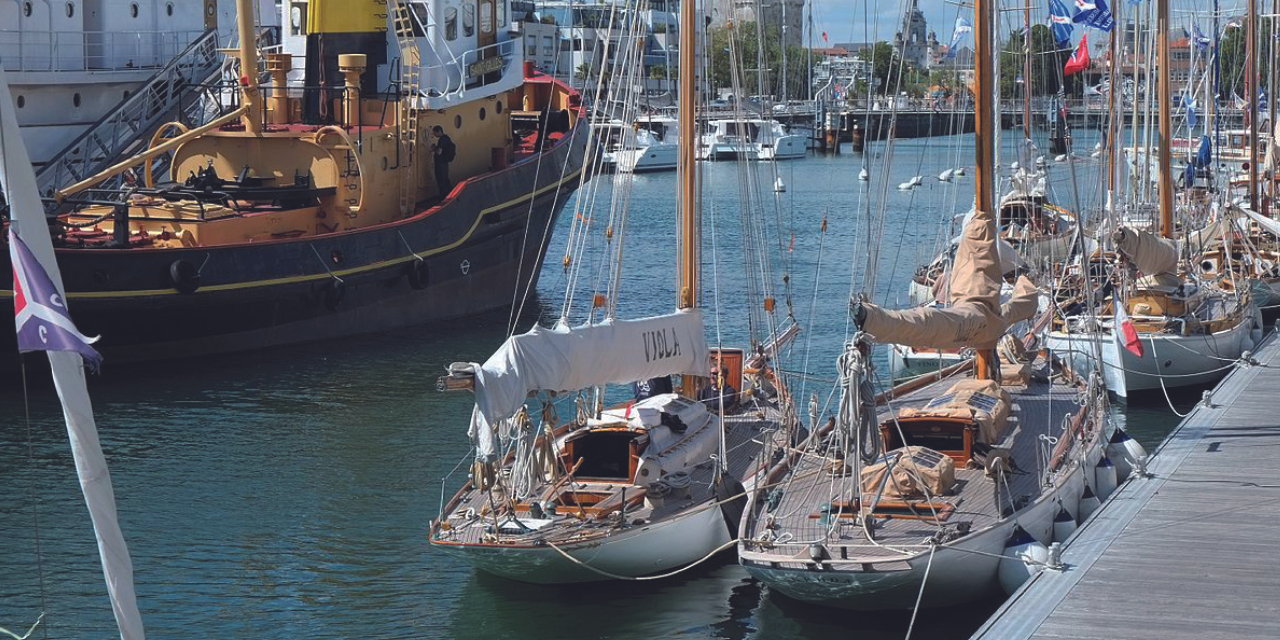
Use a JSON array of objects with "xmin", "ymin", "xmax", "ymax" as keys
[
  {"xmin": 1115, "ymin": 303, "xmax": 1144, "ymax": 358},
  {"xmin": 822, "ymin": 31, "xmax": 828, "ymax": 42},
  {"xmin": 1064, "ymin": 34, "xmax": 1090, "ymax": 76}
]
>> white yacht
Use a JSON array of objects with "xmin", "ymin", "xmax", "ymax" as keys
[
  {"xmin": 1, "ymin": 0, "xmax": 278, "ymax": 166},
  {"xmin": 615, "ymin": 115, "xmax": 678, "ymax": 173},
  {"xmin": 699, "ymin": 118, "xmax": 805, "ymax": 161}
]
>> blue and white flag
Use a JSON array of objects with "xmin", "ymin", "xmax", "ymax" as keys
[
  {"xmin": 947, "ymin": 17, "xmax": 973, "ymax": 59},
  {"xmin": 1192, "ymin": 24, "xmax": 1212, "ymax": 50},
  {"xmin": 1049, "ymin": 0, "xmax": 1075, "ymax": 46},
  {"xmin": 10, "ymin": 231, "xmax": 102, "ymax": 370},
  {"xmin": 1073, "ymin": 0, "xmax": 1115, "ymax": 32}
]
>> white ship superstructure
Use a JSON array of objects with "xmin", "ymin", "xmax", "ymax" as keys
[{"xmin": 1, "ymin": 0, "xmax": 278, "ymax": 165}]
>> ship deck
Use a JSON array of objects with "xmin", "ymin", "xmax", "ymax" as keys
[
  {"xmin": 744, "ymin": 363, "xmax": 1083, "ymax": 566},
  {"xmin": 433, "ymin": 402, "xmax": 787, "ymax": 549},
  {"xmin": 971, "ymin": 332, "xmax": 1280, "ymax": 640}
]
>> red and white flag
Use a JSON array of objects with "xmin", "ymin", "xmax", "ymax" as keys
[
  {"xmin": 1115, "ymin": 304, "xmax": 1144, "ymax": 357},
  {"xmin": 1065, "ymin": 34, "xmax": 1090, "ymax": 76}
]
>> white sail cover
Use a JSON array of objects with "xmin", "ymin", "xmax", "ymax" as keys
[
  {"xmin": 1243, "ymin": 207, "xmax": 1280, "ymax": 240},
  {"xmin": 0, "ymin": 68, "xmax": 145, "ymax": 639},
  {"xmin": 468, "ymin": 309, "xmax": 710, "ymax": 459}
]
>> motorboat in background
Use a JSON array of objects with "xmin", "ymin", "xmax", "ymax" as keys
[{"xmin": 699, "ymin": 118, "xmax": 805, "ymax": 161}]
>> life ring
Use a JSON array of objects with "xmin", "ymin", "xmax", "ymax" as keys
[
  {"xmin": 169, "ymin": 260, "xmax": 201, "ymax": 293},
  {"xmin": 323, "ymin": 279, "xmax": 346, "ymax": 310},
  {"xmin": 407, "ymin": 258, "xmax": 429, "ymax": 290}
]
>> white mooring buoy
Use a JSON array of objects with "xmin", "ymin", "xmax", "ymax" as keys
[
  {"xmin": 1052, "ymin": 507, "xmax": 1077, "ymax": 543},
  {"xmin": 1078, "ymin": 485, "xmax": 1101, "ymax": 522},
  {"xmin": 773, "ymin": 176, "xmax": 786, "ymax": 193},
  {"xmin": 999, "ymin": 526, "xmax": 1049, "ymax": 595},
  {"xmin": 1095, "ymin": 457, "xmax": 1118, "ymax": 500},
  {"xmin": 1106, "ymin": 428, "xmax": 1148, "ymax": 479}
]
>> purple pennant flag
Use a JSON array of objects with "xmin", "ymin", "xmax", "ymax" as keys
[{"xmin": 10, "ymin": 230, "xmax": 103, "ymax": 370}]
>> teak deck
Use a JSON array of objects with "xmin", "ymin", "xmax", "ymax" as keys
[{"xmin": 972, "ymin": 333, "xmax": 1280, "ymax": 640}]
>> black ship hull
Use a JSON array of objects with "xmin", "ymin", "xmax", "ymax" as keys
[{"xmin": 2, "ymin": 123, "xmax": 588, "ymax": 368}]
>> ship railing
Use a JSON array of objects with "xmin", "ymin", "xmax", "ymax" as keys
[
  {"xmin": 0, "ymin": 29, "xmax": 206, "ymax": 73},
  {"xmin": 415, "ymin": 39, "xmax": 521, "ymax": 108},
  {"xmin": 35, "ymin": 28, "xmax": 225, "ymax": 202}
]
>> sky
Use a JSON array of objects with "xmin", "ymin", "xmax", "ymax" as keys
[{"xmin": 807, "ymin": 0, "xmax": 1252, "ymax": 49}]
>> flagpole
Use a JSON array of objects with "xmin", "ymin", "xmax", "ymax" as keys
[{"xmin": 0, "ymin": 67, "xmax": 145, "ymax": 640}]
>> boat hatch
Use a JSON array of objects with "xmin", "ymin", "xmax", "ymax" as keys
[
  {"xmin": 881, "ymin": 415, "xmax": 975, "ymax": 464},
  {"xmin": 560, "ymin": 428, "xmax": 646, "ymax": 481},
  {"xmin": 865, "ymin": 499, "xmax": 955, "ymax": 522}
]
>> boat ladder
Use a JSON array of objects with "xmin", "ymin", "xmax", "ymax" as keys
[{"xmin": 391, "ymin": 0, "xmax": 423, "ymax": 215}]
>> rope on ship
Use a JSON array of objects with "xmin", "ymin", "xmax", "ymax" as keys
[{"xmin": 544, "ymin": 538, "xmax": 739, "ymax": 582}]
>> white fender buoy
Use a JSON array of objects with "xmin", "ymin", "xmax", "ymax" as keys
[
  {"xmin": 1078, "ymin": 485, "xmax": 1101, "ymax": 522},
  {"xmin": 999, "ymin": 527, "xmax": 1049, "ymax": 595},
  {"xmin": 859, "ymin": 167, "xmax": 869, "ymax": 181},
  {"xmin": 1095, "ymin": 457, "xmax": 1118, "ymax": 500},
  {"xmin": 1035, "ymin": 155, "xmax": 1047, "ymax": 167},
  {"xmin": 1011, "ymin": 161, "xmax": 1021, "ymax": 171},
  {"xmin": 938, "ymin": 168, "xmax": 955, "ymax": 182},
  {"xmin": 1055, "ymin": 154, "xmax": 1069, "ymax": 162},
  {"xmin": 1052, "ymin": 507, "xmax": 1077, "ymax": 543},
  {"xmin": 954, "ymin": 167, "xmax": 966, "ymax": 176},
  {"xmin": 1106, "ymin": 429, "xmax": 1145, "ymax": 480},
  {"xmin": 898, "ymin": 181, "xmax": 914, "ymax": 191},
  {"xmin": 908, "ymin": 175, "xmax": 924, "ymax": 187},
  {"xmin": 773, "ymin": 176, "xmax": 786, "ymax": 192}
]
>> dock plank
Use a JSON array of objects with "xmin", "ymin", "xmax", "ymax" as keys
[{"xmin": 971, "ymin": 334, "xmax": 1280, "ymax": 640}]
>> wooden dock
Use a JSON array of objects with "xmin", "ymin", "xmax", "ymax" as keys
[{"xmin": 971, "ymin": 333, "xmax": 1280, "ymax": 639}]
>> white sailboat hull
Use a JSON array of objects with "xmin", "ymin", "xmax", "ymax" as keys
[
  {"xmin": 1046, "ymin": 312, "xmax": 1260, "ymax": 398},
  {"xmin": 434, "ymin": 500, "xmax": 732, "ymax": 584},
  {"xmin": 743, "ymin": 454, "xmax": 1098, "ymax": 610}
]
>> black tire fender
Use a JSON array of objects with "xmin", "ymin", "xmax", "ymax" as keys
[
  {"xmin": 407, "ymin": 259, "xmax": 429, "ymax": 290},
  {"xmin": 169, "ymin": 260, "xmax": 200, "ymax": 294}
]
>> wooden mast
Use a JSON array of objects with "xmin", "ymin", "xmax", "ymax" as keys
[
  {"xmin": 974, "ymin": 0, "xmax": 995, "ymax": 380},
  {"xmin": 1107, "ymin": 0, "xmax": 1121, "ymax": 198},
  {"xmin": 1157, "ymin": 0, "xmax": 1173, "ymax": 238},
  {"xmin": 678, "ymin": 0, "xmax": 698, "ymax": 310},
  {"xmin": 678, "ymin": 0, "xmax": 700, "ymax": 396},
  {"xmin": 1248, "ymin": 0, "xmax": 1259, "ymax": 211}
]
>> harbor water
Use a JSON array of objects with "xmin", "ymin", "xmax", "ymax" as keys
[{"xmin": 0, "ymin": 132, "xmax": 1194, "ymax": 638}]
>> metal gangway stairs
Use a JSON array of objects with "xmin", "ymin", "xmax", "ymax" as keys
[{"xmin": 34, "ymin": 28, "xmax": 227, "ymax": 198}]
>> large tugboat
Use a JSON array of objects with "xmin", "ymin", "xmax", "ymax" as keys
[{"xmin": 0, "ymin": 0, "xmax": 588, "ymax": 365}]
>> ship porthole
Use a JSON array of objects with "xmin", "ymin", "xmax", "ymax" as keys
[
  {"xmin": 479, "ymin": 107, "xmax": 486, "ymax": 121},
  {"xmin": 130, "ymin": 3, "xmax": 139, "ymax": 18},
  {"xmin": 73, "ymin": 93, "xmax": 81, "ymax": 108},
  {"xmin": 495, "ymin": 101, "xmax": 502, "ymax": 114},
  {"xmin": 66, "ymin": 2, "xmax": 75, "ymax": 18},
  {"xmin": 16, "ymin": 95, "xmax": 25, "ymax": 109},
  {"xmin": 330, "ymin": 249, "xmax": 344, "ymax": 264},
  {"xmin": 407, "ymin": 259, "xmax": 429, "ymax": 290},
  {"xmin": 454, "ymin": 115, "xmax": 462, "ymax": 129},
  {"xmin": 382, "ymin": 156, "xmax": 388, "ymax": 170},
  {"xmin": 166, "ymin": 3, "xmax": 174, "ymax": 17},
  {"xmin": 22, "ymin": 3, "xmax": 31, "ymax": 18},
  {"xmin": 169, "ymin": 260, "xmax": 201, "ymax": 294}
]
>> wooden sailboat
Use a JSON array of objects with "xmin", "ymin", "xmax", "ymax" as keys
[
  {"xmin": 1044, "ymin": 0, "xmax": 1261, "ymax": 399},
  {"xmin": 428, "ymin": 0, "xmax": 792, "ymax": 584},
  {"xmin": 738, "ymin": 1, "xmax": 1113, "ymax": 609}
]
